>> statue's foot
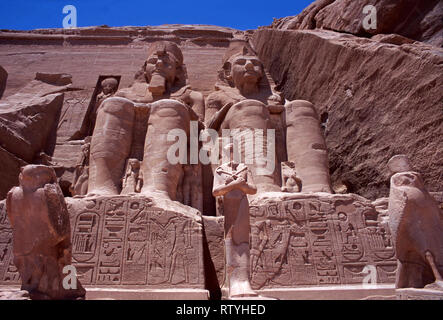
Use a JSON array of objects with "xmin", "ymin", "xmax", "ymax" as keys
[
  {"xmin": 229, "ymin": 280, "xmax": 258, "ymax": 298},
  {"xmin": 424, "ymin": 280, "xmax": 443, "ymax": 291},
  {"xmin": 228, "ymin": 281, "xmax": 278, "ymax": 300},
  {"xmin": 85, "ymin": 189, "xmax": 119, "ymax": 197}
]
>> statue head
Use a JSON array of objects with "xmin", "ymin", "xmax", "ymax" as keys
[
  {"xmin": 222, "ymin": 142, "xmax": 243, "ymax": 165},
  {"xmin": 140, "ymin": 41, "xmax": 187, "ymax": 95},
  {"xmin": 218, "ymin": 40, "xmax": 264, "ymax": 93},
  {"xmin": 101, "ymin": 78, "xmax": 118, "ymax": 95},
  {"xmin": 19, "ymin": 165, "xmax": 57, "ymax": 191},
  {"xmin": 388, "ymin": 154, "xmax": 412, "ymax": 175},
  {"xmin": 128, "ymin": 158, "xmax": 140, "ymax": 169}
]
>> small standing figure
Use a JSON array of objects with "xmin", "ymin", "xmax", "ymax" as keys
[
  {"xmin": 90, "ymin": 77, "xmax": 118, "ymax": 132},
  {"xmin": 6, "ymin": 165, "xmax": 85, "ymax": 300},
  {"xmin": 182, "ymin": 164, "xmax": 203, "ymax": 212},
  {"xmin": 281, "ymin": 161, "xmax": 301, "ymax": 193},
  {"xmin": 121, "ymin": 158, "xmax": 142, "ymax": 195},
  {"xmin": 213, "ymin": 143, "xmax": 259, "ymax": 299},
  {"xmin": 70, "ymin": 137, "xmax": 91, "ymax": 197}
]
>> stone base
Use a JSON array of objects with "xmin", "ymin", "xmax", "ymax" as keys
[
  {"xmin": 396, "ymin": 288, "xmax": 443, "ymax": 300},
  {"xmin": 0, "ymin": 287, "xmax": 30, "ymax": 300},
  {"xmin": 1, "ymin": 284, "xmax": 397, "ymax": 300},
  {"xmin": 203, "ymin": 193, "xmax": 398, "ymax": 293},
  {"xmin": 0, "ymin": 286, "xmax": 209, "ymax": 300},
  {"xmin": 85, "ymin": 287, "xmax": 209, "ymax": 300},
  {"xmin": 256, "ymin": 284, "xmax": 396, "ymax": 300},
  {"xmin": 65, "ymin": 195, "xmax": 205, "ymax": 289}
]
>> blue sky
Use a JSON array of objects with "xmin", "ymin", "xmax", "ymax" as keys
[{"xmin": 0, "ymin": 0, "xmax": 314, "ymax": 31}]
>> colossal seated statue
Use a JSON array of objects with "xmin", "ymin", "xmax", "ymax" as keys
[
  {"xmin": 206, "ymin": 40, "xmax": 331, "ymax": 195},
  {"xmin": 88, "ymin": 41, "xmax": 205, "ymax": 201}
]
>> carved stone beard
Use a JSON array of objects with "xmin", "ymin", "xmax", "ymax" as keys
[
  {"xmin": 237, "ymin": 79, "xmax": 260, "ymax": 96},
  {"xmin": 148, "ymin": 73, "xmax": 167, "ymax": 96}
]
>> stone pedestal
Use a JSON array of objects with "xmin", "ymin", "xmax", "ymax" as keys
[
  {"xmin": 396, "ymin": 288, "xmax": 443, "ymax": 300},
  {"xmin": 203, "ymin": 193, "xmax": 397, "ymax": 294},
  {"xmin": 65, "ymin": 195, "xmax": 205, "ymax": 289}
]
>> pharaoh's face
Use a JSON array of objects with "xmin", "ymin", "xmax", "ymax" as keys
[
  {"xmin": 145, "ymin": 51, "xmax": 178, "ymax": 84},
  {"xmin": 230, "ymin": 55, "xmax": 263, "ymax": 89}
]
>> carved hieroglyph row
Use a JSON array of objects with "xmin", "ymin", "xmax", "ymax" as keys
[
  {"xmin": 249, "ymin": 194, "xmax": 397, "ymax": 289},
  {"xmin": 0, "ymin": 197, "xmax": 205, "ymax": 288},
  {"xmin": 0, "ymin": 201, "xmax": 19, "ymax": 284}
]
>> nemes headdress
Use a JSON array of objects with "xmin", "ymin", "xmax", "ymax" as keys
[{"xmin": 146, "ymin": 41, "xmax": 184, "ymax": 66}]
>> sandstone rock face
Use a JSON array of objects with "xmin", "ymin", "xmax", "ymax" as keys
[
  {"xmin": 0, "ymin": 147, "xmax": 27, "ymax": 200},
  {"xmin": 272, "ymin": 0, "xmax": 443, "ymax": 47},
  {"xmin": 0, "ymin": 93, "xmax": 64, "ymax": 163},
  {"xmin": 0, "ymin": 73, "xmax": 71, "ymax": 195},
  {"xmin": 252, "ymin": 29, "xmax": 443, "ymax": 199},
  {"xmin": 0, "ymin": 66, "xmax": 6, "ymax": 99}
]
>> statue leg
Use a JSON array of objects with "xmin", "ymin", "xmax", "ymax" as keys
[
  {"xmin": 141, "ymin": 99, "xmax": 190, "ymax": 200},
  {"xmin": 286, "ymin": 100, "xmax": 332, "ymax": 193},
  {"xmin": 88, "ymin": 97, "xmax": 135, "ymax": 195},
  {"xmin": 224, "ymin": 100, "xmax": 281, "ymax": 194},
  {"xmin": 224, "ymin": 196, "xmax": 257, "ymax": 298}
]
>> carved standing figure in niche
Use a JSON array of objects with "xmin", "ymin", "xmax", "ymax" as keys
[
  {"xmin": 182, "ymin": 164, "xmax": 203, "ymax": 212},
  {"xmin": 121, "ymin": 158, "xmax": 142, "ymax": 194},
  {"xmin": 6, "ymin": 165, "xmax": 85, "ymax": 300},
  {"xmin": 70, "ymin": 137, "xmax": 91, "ymax": 197},
  {"xmin": 89, "ymin": 77, "xmax": 118, "ymax": 132},
  {"xmin": 281, "ymin": 161, "xmax": 301, "ymax": 193},
  {"xmin": 387, "ymin": 155, "xmax": 443, "ymax": 290},
  {"xmin": 88, "ymin": 41, "xmax": 204, "ymax": 202},
  {"xmin": 213, "ymin": 143, "xmax": 259, "ymax": 298}
]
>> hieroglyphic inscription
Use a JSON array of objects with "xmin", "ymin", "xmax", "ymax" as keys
[
  {"xmin": 0, "ymin": 201, "xmax": 20, "ymax": 284},
  {"xmin": 68, "ymin": 196, "xmax": 204, "ymax": 288},
  {"xmin": 249, "ymin": 195, "xmax": 397, "ymax": 289}
]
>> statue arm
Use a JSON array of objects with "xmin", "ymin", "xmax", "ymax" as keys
[
  {"xmin": 213, "ymin": 170, "xmax": 245, "ymax": 197},
  {"xmin": 213, "ymin": 167, "xmax": 256, "ymax": 196},
  {"xmin": 207, "ymin": 102, "xmax": 233, "ymax": 130},
  {"xmin": 189, "ymin": 90, "xmax": 205, "ymax": 123},
  {"xmin": 238, "ymin": 168, "xmax": 257, "ymax": 195}
]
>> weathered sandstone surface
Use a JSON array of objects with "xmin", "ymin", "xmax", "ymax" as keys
[
  {"xmin": 272, "ymin": 0, "xmax": 443, "ymax": 47},
  {"xmin": 252, "ymin": 28, "xmax": 443, "ymax": 199}
]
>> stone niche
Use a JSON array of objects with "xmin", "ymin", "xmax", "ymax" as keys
[{"xmin": 0, "ymin": 196, "xmax": 205, "ymax": 289}]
